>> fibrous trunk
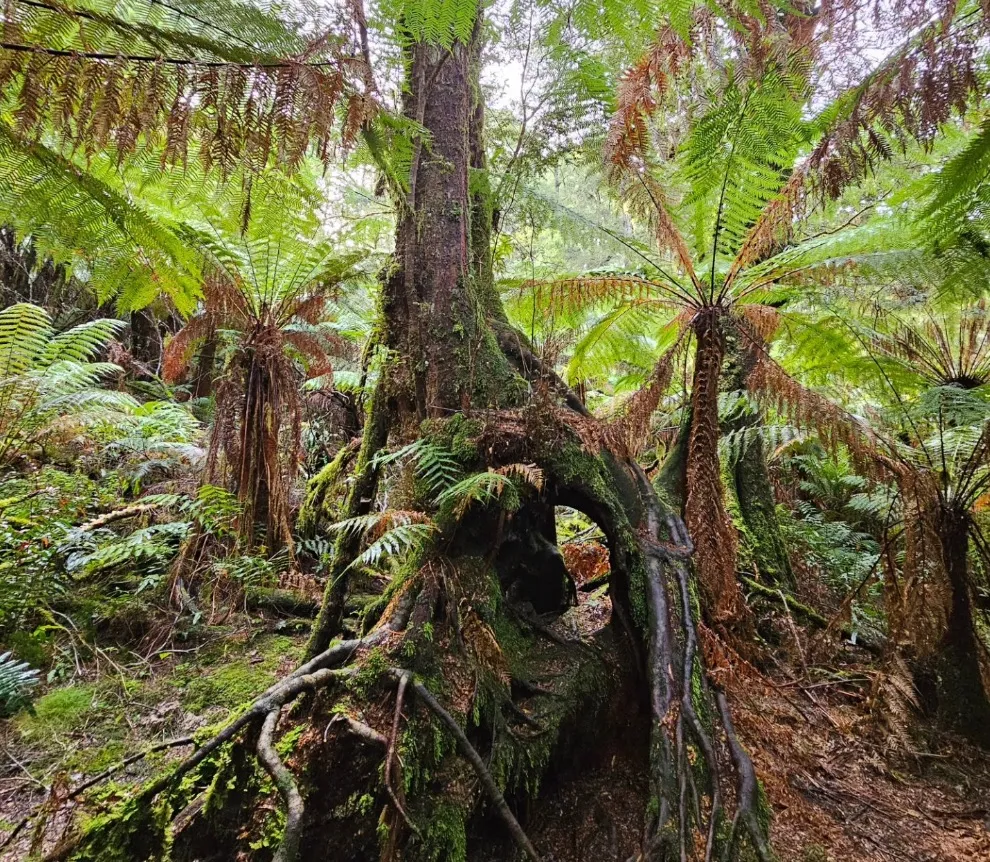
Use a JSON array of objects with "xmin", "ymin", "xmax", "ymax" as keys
[{"xmin": 684, "ymin": 310, "xmax": 746, "ymax": 629}]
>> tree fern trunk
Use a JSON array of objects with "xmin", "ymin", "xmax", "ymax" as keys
[{"xmin": 685, "ymin": 310, "xmax": 746, "ymax": 629}]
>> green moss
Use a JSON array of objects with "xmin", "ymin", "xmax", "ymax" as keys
[
  {"xmin": 417, "ymin": 798, "xmax": 468, "ymax": 862},
  {"xmin": 66, "ymin": 797, "xmax": 172, "ymax": 862},
  {"xmin": 298, "ymin": 444, "xmax": 356, "ymax": 535},
  {"xmin": 180, "ymin": 662, "xmax": 270, "ymax": 712},
  {"xmin": 176, "ymin": 635, "xmax": 301, "ymax": 714},
  {"xmin": 18, "ymin": 685, "xmax": 97, "ymax": 737}
]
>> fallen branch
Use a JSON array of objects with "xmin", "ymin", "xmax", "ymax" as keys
[
  {"xmin": 77, "ymin": 503, "xmax": 161, "ymax": 533},
  {"xmin": 397, "ymin": 670, "xmax": 542, "ymax": 862},
  {"xmin": 740, "ymin": 575, "xmax": 882, "ymax": 654}
]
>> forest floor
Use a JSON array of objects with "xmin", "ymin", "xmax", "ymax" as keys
[{"xmin": 1, "ymin": 593, "xmax": 988, "ymax": 861}]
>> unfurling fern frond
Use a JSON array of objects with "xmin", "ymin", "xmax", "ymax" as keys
[{"xmin": 0, "ymin": 652, "xmax": 39, "ymax": 717}]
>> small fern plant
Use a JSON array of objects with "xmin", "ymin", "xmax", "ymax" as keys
[
  {"xmin": 0, "ymin": 651, "xmax": 39, "ymax": 717},
  {"xmin": 330, "ymin": 439, "xmax": 546, "ymax": 575},
  {"xmin": 0, "ymin": 303, "xmax": 138, "ymax": 465}
]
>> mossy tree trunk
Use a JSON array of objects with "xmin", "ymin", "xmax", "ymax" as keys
[{"xmin": 723, "ymin": 336, "xmax": 795, "ymax": 591}]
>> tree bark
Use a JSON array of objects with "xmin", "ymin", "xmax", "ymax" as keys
[
  {"xmin": 935, "ymin": 508, "xmax": 990, "ymax": 744},
  {"xmin": 724, "ymin": 337, "xmax": 795, "ymax": 590},
  {"xmin": 684, "ymin": 310, "xmax": 746, "ymax": 629}
]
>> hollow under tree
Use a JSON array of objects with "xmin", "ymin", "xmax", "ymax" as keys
[{"xmin": 41, "ymin": 5, "xmax": 775, "ymax": 862}]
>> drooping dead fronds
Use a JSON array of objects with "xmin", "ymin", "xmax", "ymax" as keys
[
  {"xmin": 0, "ymin": 0, "xmax": 375, "ymax": 176},
  {"xmin": 871, "ymin": 653, "xmax": 922, "ymax": 751},
  {"xmin": 604, "ymin": 324, "xmax": 690, "ymax": 453},
  {"xmin": 746, "ymin": 346, "xmax": 877, "ymax": 464},
  {"xmin": 876, "ymin": 302, "xmax": 990, "ymax": 389},
  {"xmin": 604, "ymin": 25, "xmax": 693, "ymax": 171},
  {"xmin": 733, "ymin": 304, "xmax": 782, "ymax": 344},
  {"xmin": 808, "ymin": 11, "xmax": 984, "ymax": 201},
  {"xmin": 886, "ymin": 465, "xmax": 950, "ymax": 655},
  {"xmin": 521, "ymin": 275, "xmax": 685, "ymax": 315}
]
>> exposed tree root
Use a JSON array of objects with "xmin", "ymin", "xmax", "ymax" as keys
[
  {"xmin": 256, "ymin": 709, "xmax": 305, "ymax": 862},
  {"xmin": 395, "ymin": 668, "xmax": 543, "ymax": 862},
  {"xmin": 631, "ymin": 463, "xmax": 772, "ymax": 861}
]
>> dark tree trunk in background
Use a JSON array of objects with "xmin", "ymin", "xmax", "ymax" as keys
[
  {"xmin": 935, "ymin": 508, "xmax": 990, "ymax": 744},
  {"xmin": 193, "ymin": 333, "xmax": 217, "ymax": 400},
  {"xmin": 655, "ymin": 408, "xmax": 690, "ymax": 509},
  {"xmin": 130, "ymin": 307, "xmax": 161, "ymax": 376},
  {"xmin": 724, "ymin": 338, "xmax": 795, "ymax": 590}
]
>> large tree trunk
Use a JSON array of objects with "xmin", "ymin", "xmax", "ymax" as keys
[{"xmin": 934, "ymin": 508, "xmax": 990, "ymax": 744}]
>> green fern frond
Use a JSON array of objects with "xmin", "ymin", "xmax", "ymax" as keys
[{"xmin": 0, "ymin": 652, "xmax": 39, "ymax": 717}]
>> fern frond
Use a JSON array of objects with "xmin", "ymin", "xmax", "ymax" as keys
[
  {"xmin": 436, "ymin": 471, "xmax": 512, "ymax": 521},
  {"xmin": 495, "ymin": 463, "xmax": 544, "ymax": 492},
  {"xmin": 0, "ymin": 0, "xmax": 373, "ymax": 175},
  {"xmin": 0, "ymin": 652, "xmax": 39, "ymax": 716}
]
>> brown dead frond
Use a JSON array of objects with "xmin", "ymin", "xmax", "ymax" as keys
[
  {"xmin": 733, "ymin": 304, "xmax": 782, "ymax": 343},
  {"xmin": 0, "ymin": 0, "xmax": 375, "ymax": 177},
  {"xmin": 367, "ymin": 510, "xmax": 434, "ymax": 541},
  {"xmin": 462, "ymin": 609, "xmax": 510, "ymax": 685},
  {"xmin": 727, "ymin": 168, "xmax": 807, "ymax": 284},
  {"xmin": 885, "ymin": 468, "xmax": 950, "ymax": 656},
  {"xmin": 871, "ymin": 654, "xmax": 922, "ymax": 752},
  {"xmin": 604, "ymin": 25, "xmax": 693, "ymax": 171},
  {"xmin": 495, "ymin": 462, "xmax": 544, "ymax": 492},
  {"xmin": 807, "ymin": 14, "xmax": 982, "ymax": 201},
  {"xmin": 521, "ymin": 275, "xmax": 682, "ymax": 315},
  {"xmin": 605, "ymin": 325, "xmax": 689, "ymax": 454},
  {"xmin": 161, "ymin": 313, "xmax": 211, "ymax": 382},
  {"xmin": 746, "ymin": 348, "xmax": 877, "ymax": 464}
]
